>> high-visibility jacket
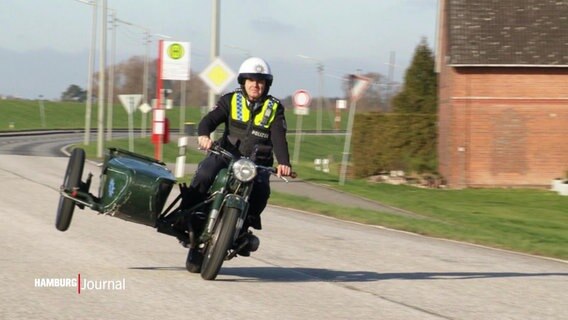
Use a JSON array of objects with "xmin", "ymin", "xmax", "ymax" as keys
[{"xmin": 198, "ymin": 90, "xmax": 291, "ymax": 166}]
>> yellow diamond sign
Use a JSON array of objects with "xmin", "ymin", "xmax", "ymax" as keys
[{"xmin": 199, "ymin": 58, "xmax": 236, "ymax": 94}]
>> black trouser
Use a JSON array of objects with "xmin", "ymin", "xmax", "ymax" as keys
[{"xmin": 181, "ymin": 153, "xmax": 270, "ymax": 230}]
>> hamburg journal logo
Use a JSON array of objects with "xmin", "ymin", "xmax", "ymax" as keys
[{"xmin": 34, "ymin": 274, "xmax": 126, "ymax": 294}]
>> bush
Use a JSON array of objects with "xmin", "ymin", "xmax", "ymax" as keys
[{"xmin": 352, "ymin": 112, "xmax": 437, "ymax": 177}]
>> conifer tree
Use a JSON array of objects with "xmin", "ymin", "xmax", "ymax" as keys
[{"xmin": 392, "ymin": 38, "xmax": 437, "ymax": 114}]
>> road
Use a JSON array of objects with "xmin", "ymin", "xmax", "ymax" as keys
[{"xmin": 1, "ymin": 152, "xmax": 567, "ymax": 318}]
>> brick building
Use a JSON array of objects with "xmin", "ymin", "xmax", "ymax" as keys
[{"xmin": 436, "ymin": 0, "xmax": 568, "ymax": 188}]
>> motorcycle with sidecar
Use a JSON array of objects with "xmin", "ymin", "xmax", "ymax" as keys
[{"xmin": 56, "ymin": 144, "xmax": 294, "ymax": 280}]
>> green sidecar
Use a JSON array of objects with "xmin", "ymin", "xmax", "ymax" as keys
[{"xmin": 55, "ymin": 147, "xmax": 176, "ymax": 231}]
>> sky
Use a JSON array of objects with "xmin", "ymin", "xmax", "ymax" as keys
[{"xmin": 0, "ymin": 0, "xmax": 439, "ymax": 101}]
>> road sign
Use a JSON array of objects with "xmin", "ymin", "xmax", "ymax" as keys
[
  {"xmin": 138, "ymin": 103, "xmax": 152, "ymax": 114},
  {"xmin": 293, "ymin": 89, "xmax": 311, "ymax": 107},
  {"xmin": 336, "ymin": 99, "xmax": 347, "ymax": 109},
  {"xmin": 294, "ymin": 106, "xmax": 309, "ymax": 115},
  {"xmin": 199, "ymin": 58, "xmax": 235, "ymax": 94},
  {"xmin": 161, "ymin": 41, "xmax": 190, "ymax": 81},
  {"xmin": 350, "ymin": 75, "xmax": 372, "ymax": 101},
  {"xmin": 138, "ymin": 103, "xmax": 152, "ymax": 138},
  {"xmin": 293, "ymin": 89, "xmax": 311, "ymax": 116},
  {"xmin": 118, "ymin": 94, "xmax": 142, "ymax": 114},
  {"xmin": 118, "ymin": 94, "xmax": 142, "ymax": 152}
]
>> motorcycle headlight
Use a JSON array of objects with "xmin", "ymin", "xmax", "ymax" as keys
[{"xmin": 233, "ymin": 159, "xmax": 257, "ymax": 182}]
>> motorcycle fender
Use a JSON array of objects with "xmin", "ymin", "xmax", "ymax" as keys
[{"xmin": 223, "ymin": 194, "xmax": 246, "ymax": 212}]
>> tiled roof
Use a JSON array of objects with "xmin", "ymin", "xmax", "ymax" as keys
[{"xmin": 447, "ymin": 0, "xmax": 568, "ymax": 66}]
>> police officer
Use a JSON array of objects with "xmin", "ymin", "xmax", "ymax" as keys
[{"xmin": 182, "ymin": 57, "xmax": 292, "ymax": 259}]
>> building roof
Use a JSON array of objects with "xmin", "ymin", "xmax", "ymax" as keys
[{"xmin": 447, "ymin": 0, "xmax": 568, "ymax": 66}]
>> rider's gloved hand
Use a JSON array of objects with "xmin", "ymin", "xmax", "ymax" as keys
[{"xmin": 197, "ymin": 135, "xmax": 212, "ymax": 150}]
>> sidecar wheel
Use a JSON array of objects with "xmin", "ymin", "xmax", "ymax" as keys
[{"xmin": 55, "ymin": 148, "xmax": 85, "ymax": 232}]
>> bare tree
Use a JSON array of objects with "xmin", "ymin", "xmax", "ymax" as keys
[{"xmin": 91, "ymin": 55, "xmax": 208, "ymax": 107}]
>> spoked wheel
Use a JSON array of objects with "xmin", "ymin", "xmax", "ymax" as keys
[
  {"xmin": 200, "ymin": 207, "xmax": 239, "ymax": 280},
  {"xmin": 55, "ymin": 148, "xmax": 85, "ymax": 232}
]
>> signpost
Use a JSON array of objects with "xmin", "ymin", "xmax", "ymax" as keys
[
  {"xmin": 199, "ymin": 57, "xmax": 235, "ymax": 140},
  {"xmin": 138, "ymin": 102, "xmax": 152, "ymax": 137},
  {"xmin": 339, "ymin": 75, "xmax": 371, "ymax": 185},
  {"xmin": 335, "ymin": 99, "xmax": 347, "ymax": 130},
  {"xmin": 162, "ymin": 41, "xmax": 191, "ymax": 81},
  {"xmin": 199, "ymin": 57, "xmax": 235, "ymax": 95},
  {"xmin": 292, "ymin": 89, "xmax": 311, "ymax": 165},
  {"xmin": 118, "ymin": 94, "xmax": 142, "ymax": 152},
  {"xmin": 154, "ymin": 40, "xmax": 191, "ymax": 161}
]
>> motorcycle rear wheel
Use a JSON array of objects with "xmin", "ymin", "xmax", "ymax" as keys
[{"xmin": 200, "ymin": 207, "xmax": 239, "ymax": 280}]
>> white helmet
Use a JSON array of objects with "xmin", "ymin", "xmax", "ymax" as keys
[{"xmin": 237, "ymin": 57, "xmax": 273, "ymax": 86}]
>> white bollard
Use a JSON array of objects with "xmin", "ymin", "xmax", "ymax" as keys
[
  {"xmin": 314, "ymin": 158, "xmax": 322, "ymax": 171},
  {"xmin": 322, "ymin": 158, "xmax": 330, "ymax": 173},
  {"xmin": 175, "ymin": 137, "xmax": 189, "ymax": 178}
]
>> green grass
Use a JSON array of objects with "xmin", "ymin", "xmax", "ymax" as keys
[
  {"xmin": 269, "ymin": 185, "xmax": 568, "ymax": 259},
  {"xmin": 0, "ymin": 99, "xmax": 348, "ymax": 132},
  {"xmin": 2, "ymin": 99, "xmax": 567, "ymax": 260}
]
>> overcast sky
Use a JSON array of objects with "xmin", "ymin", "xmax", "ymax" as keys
[{"xmin": 0, "ymin": 0, "xmax": 438, "ymax": 100}]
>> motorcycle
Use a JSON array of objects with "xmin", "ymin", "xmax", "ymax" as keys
[{"xmin": 56, "ymin": 144, "xmax": 295, "ymax": 280}]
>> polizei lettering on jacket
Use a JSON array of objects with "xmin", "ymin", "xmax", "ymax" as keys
[{"xmin": 251, "ymin": 129, "xmax": 269, "ymax": 139}]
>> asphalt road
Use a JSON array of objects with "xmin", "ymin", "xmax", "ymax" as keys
[{"xmin": 1, "ymin": 154, "xmax": 567, "ymax": 320}]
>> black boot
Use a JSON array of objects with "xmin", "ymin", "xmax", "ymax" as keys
[
  {"xmin": 179, "ymin": 183, "xmax": 204, "ymax": 210},
  {"xmin": 237, "ymin": 231, "xmax": 260, "ymax": 257},
  {"xmin": 186, "ymin": 248, "xmax": 203, "ymax": 273}
]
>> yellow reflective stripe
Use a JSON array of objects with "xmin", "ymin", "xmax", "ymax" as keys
[
  {"xmin": 253, "ymin": 105, "xmax": 265, "ymax": 126},
  {"xmin": 231, "ymin": 93, "xmax": 249, "ymax": 122},
  {"xmin": 254, "ymin": 99, "xmax": 279, "ymax": 127},
  {"xmin": 266, "ymin": 100, "xmax": 277, "ymax": 125}
]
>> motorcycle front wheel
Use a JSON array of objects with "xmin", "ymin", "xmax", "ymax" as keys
[{"xmin": 200, "ymin": 207, "xmax": 239, "ymax": 280}]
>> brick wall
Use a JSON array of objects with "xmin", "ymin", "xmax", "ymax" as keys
[{"xmin": 438, "ymin": 67, "xmax": 568, "ymax": 187}]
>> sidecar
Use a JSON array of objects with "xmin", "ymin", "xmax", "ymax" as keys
[{"xmin": 55, "ymin": 147, "xmax": 176, "ymax": 232}]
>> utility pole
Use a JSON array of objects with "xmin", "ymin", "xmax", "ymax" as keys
[
  {"xmin": 38, "ymin": 95, "xmax": 46, "ymax": 128},
  {"xmin": 386, "ymin": 51, "xmax": 396, "ymax": 111},
  {"xmin": 106, "ymin": 8, "xmax": 116, "ymax": 141},
  {"xmin": 96, "ymin": 0, "xmax": 107, "ymax": 158},
  {"xmin": 84, "ymin": 0, "xmax": 97, "ymax": 145},
  {"xmin": 298, "ymin": 54, "xmax": 324, "ymax": 134},
  {"xmin": 339, "ymin": 74, "xmax": 371, "ymax": 185},
  {"xmin": 208, "ymin": 0, "xmax": 220, "ymax": 119},
  {"xmin": 113, "ymin": 18, "xmax": 171, "ymax": 141},
  {"xmin": 143, "ymin": 31, "xmax": 150, "ymax": 106},
  {"xmin": 316, "ymin": 62, "xmax": 324, "ymax": 134}
]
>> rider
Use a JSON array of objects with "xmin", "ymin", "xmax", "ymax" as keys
[{"xmin": 181, "ymin": 56, "xmax": 292, "ymax": 256}]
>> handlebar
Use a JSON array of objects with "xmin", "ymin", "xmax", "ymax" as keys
[
  {"xmin": 259, "ymin": 165, "xmax": 297, "ymax": 182},
  {"xmin": 202, "ymin": 142, "xmax": 298, "ymax": 181}
]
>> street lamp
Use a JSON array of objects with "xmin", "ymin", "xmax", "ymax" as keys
[{"xmin": 298, "ymin": 54, "xmax": 324, "ymax": 134}]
